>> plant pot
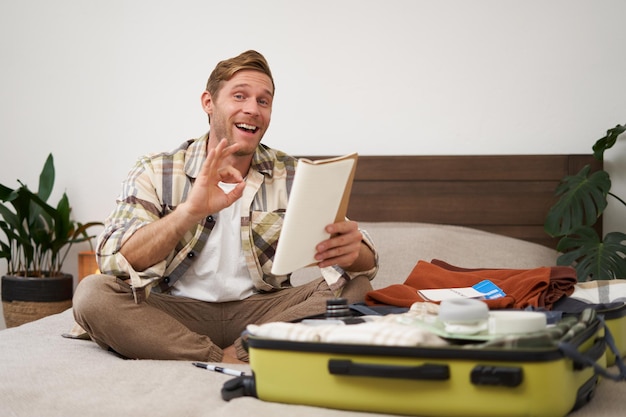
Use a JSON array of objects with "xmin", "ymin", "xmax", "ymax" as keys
[{"xmin": 1, "ymin": 273, "xmax": 73, "ymax": 328}]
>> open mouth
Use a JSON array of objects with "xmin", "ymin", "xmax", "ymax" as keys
[{"xmin": 236, "ymin": 123, "xmax": 258, "ymax": 133}]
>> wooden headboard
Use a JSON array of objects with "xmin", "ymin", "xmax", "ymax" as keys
[{"xmin": 304, "ymin": 154, "xmax": 602, "ymax": 249}]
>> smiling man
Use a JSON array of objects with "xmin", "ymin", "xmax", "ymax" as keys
[{"xmin": 72, "ymin": 50, "xmax": 378, "ymax": 364}]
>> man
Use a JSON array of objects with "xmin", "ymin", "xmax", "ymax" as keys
[{"xmin": 73, "ymin": 50, "xmax": 378, "ymax": 363}]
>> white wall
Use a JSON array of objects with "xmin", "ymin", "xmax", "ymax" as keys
[{"xmin": 1, "ymin": 0, "xmax": 625, "ymax": 282}]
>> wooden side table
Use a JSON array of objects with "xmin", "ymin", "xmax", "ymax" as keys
[{"xmin": 78, "ymin": 251, "xmax": 99, "ymax": 282}]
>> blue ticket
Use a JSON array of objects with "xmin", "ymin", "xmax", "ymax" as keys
[{"xmin": 472, "ymin": 279, "xmax": 506, "ymax": 300}]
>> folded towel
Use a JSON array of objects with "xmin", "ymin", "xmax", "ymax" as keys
[{"xmin": 366, "ymin": 259, "xmax": 577, "ymax": 310}]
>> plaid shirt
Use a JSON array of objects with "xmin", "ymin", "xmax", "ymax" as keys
[{"xmin": 96, "ymin": 133, "xmax": 378, "ymax": 302}]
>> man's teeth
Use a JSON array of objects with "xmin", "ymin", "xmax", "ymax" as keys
[{"xmin": 236, "ymin": 123, "xmax": 257, "ymax": 132}]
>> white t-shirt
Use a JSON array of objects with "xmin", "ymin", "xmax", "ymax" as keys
[{"xmin": 171, "ymin": 182, "xmax": 255, "ymax": 302}]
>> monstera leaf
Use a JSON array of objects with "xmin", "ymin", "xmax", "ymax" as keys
[
  {"xmin": 593, "ymin": 124, "xmax": 626, "ymax": 160},
  {"xmin": 544, "ymin": 165, "xmax": 610, "ymax": 237},
  {"xmin": 545, "ymin": 121, "xmax": 625, "ymax": 281},
  {"xmin": 556, "ymin": 227, "xmax": 626, "ymax": 281}
]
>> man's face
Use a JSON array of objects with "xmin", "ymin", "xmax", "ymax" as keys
[{"xmin": 205, "ymin": 70, "xmax": 274, "ymax": 156}]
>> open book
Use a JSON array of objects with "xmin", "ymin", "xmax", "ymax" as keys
[{"xmin": 270, "ymin": 153, "xmax": 358, "ymax": 275}]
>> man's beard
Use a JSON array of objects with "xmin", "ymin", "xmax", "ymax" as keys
[{"xmin": 211, "ymin": 115, "xmax": 264, "ymax": 155}]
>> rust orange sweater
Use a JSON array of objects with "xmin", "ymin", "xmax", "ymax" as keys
[{"xmin": 365, "ymin": 259, "xmax": 577, "ymax": 310}]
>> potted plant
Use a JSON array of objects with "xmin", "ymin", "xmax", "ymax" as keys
[
  {"xmin": 544, "ymin": 122, "xmax": 626, "ymax": 281},
  {"xmin": 0, "ymin": 153, "xmax": 101, "ymax": 327}
]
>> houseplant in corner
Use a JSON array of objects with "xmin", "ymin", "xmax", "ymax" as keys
[
  {"xmin": 0, "ymin": 153, "xmax": 101, "ymax": 327},
  {"xmin": 544, "ymin": 122, "xmax": 626, "ymax": 281}
]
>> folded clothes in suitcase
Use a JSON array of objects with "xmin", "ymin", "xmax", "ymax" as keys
[
  {"xmin": 223, "ymin": 306, "xmax": 624, "ymax": 417},
  {"xmin": 553, "ymin": 288, "xmax": 626, "ymax": 367}
]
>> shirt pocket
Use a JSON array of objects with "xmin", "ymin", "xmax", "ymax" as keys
[{"xmin": 250, "ymin": 210, "xmax": 285, "ymax": 276}]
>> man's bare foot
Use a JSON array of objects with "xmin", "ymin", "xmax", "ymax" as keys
[{"xmin": 222, "ymin": 344, "xmax": 246, "ymax": 364}]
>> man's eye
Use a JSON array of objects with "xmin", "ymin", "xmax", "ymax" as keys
[
  {"xmin": 258, "ymin": 99, "xmax": 269, "ymax": 106},
  {"xmin": 234, "ymin": 94, "xmax": 245, "ymax": 100}
]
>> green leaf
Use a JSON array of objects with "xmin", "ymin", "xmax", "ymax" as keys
[
  {"xmin": 0, "ymin": 239, "xmax": 10, "ymax": 260},
  {"xmin": 10, "ymin": 188, "xmax": 33, "ymax": 226},
  {"xmin": 544, "ymin": 165, "xmax": 610, "ymax": 237},
  {"xmin": 52, "ymin": 193, "xmax": 73, "ymax": 253},
  {"xmin": 0, "ymin": 204, "xmax": 19, "ymax": 231},
  {"xmin": 27, "ymin": 189, "xmax": 57, "ymax": 230},
  {"xmin": 38, "ymin": 153, "xmax": 55, "ymax": 203},
  {"xmin": 556, "ymin": 227, "xmax": 626, "ymax": 281},
  {"xmin": 70, "ymin": 221, "xmax": 103, "ymax": 244},
  {"xmin": 0, "ymin": 183, "xmax": 16, "ymax": 201},
  {"xmin": 593, "ymin": 123, "xmax": 625, "ymax": 160}
]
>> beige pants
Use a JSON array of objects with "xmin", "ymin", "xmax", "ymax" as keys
[{"xmin": 72, "ymin": 274, "xmax": 373, "ymax": 362}]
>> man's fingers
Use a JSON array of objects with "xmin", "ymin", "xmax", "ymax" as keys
[
  {"xmin": 201, "ymin": 139, "xmax": 242, "ymax": 180},
  {"xmin": 224, "ymin": 182, "xmax": 246, "ymax": 205},
  {"xmin": 216, "ymin": 138, "xmax": 241, "ymax": 157},
  {"xmin": 217, "ymin": 166, "xmax": 244, "ymax": 183}
]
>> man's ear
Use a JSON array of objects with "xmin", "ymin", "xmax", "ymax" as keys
[{"xmin": 201, "ymin": 91, "xmax": 213, "ymax": 115}]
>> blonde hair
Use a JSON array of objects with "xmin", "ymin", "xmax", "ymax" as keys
[{"xmin": 205, "ymin": 50, "xmax": 275, "ymax": 99}]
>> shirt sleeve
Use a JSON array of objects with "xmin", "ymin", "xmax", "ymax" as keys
[
  {"xmin": 96, "ymin": 155, "xmax": 167, "ymax": 279},
  {"xmin": 321, "ymin": 227, "xmax": 379, "ymax": 294}
]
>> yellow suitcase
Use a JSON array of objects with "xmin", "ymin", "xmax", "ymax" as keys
[{"xmin": 223, "ymin": 309, "xmax": 621, "ymax": 417}]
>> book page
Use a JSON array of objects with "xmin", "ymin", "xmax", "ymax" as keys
[{"xmin": 270, "ymin": 153, "xmax": 358, "ymax": 276}]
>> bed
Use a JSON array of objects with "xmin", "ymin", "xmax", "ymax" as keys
[{"xmin": 1, "ymin": 154, "xmax": 623, "ymax": 417}]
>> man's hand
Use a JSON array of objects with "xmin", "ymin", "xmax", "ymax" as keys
[
  {"xmin": 179, "ymin": 138, "xmax": 246, "ymax": 223},
  {"xmin": 119, "ymin": 138, "xmax": 245, "ymax": 271},
  {"xmin": 315, "ymin": 220, "xmax": 375, "ymax": 271}
]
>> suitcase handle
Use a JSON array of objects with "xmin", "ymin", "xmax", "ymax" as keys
[
  {"xmin": 328, "ymin": 359, "xmax": 450, "ymax": 381},
  {"xmin": 559, "ymin": 316, "xmax": 626, "ymax": 381},
  {"xmin": 571, "ymin": 337, "xmax": 606, "ymax": 371}
]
